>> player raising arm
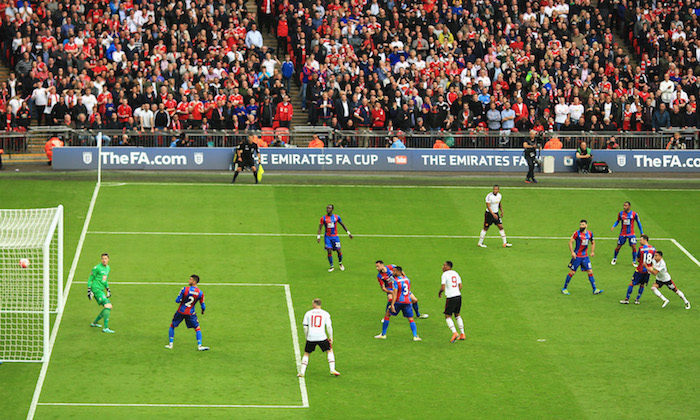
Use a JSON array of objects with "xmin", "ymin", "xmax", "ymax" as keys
[
  {"xmin": 620, "ymin": 234, "xmax": 655, "ymax": 305},
  {"xmin": 439, "ymin": 261, "xmax": 466, "ymax": 343},
  {"xmin": 87, "ymin": 253, "xmax": 115, "ymax": 333},
  {"xmin": 647, "ymin": 251, "xmax": 691, "ymax": 309},
  {"xmin": 562, "ymin": 220, "xmax": 603, "ymax": 295},
  {"xmin": 477, "ymin": 185, "xmax": 512, "ymax": 248},
  {"xmin": 165, "ymin": 275, "xmax": 209, "ymax": 351},
  {"xmin": 317, "ymin": 204, "xmax": 352, "ymax": 272},
  {"xmin": 299, "ymin": 299, "xmax": 340, "ymax": 377},
  {"xmin": 610, "ymin": 201, "xmax": 644, "ymax": 266}
]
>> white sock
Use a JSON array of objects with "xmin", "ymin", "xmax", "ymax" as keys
[
  {"xmin": 300, "ymin": 354, "xmax": 309, "ymax": 375},
  {"xmin": 327, "ymin": 351, "xmax": 336, "ymax": 371},
  {"xmin": 651, "ymin": 287, "xmax": 667, "ymax": 301},
  {"xmin": 455, "ymin": 316, "xmax": 465, "ymax": 334},
  {"xmin": 499, "ymin": 229, "xmax": 507, "ymax": 245},
  {"xmin": 445, "ymin": 318, "xmax": 457, "ymax": 333},
  {"xmin": 478, "ymin": 229, "xmax": 487, "ymax": 244},
  {"xmin": 677, "ymin": 290, "xmax": 688, "ymax": 303}
]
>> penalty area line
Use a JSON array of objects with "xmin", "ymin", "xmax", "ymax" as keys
[
  {"xmin": 72, "ymin": 281, "xmax": 288, "ymax": 287},
  {"xmin": 37, "ymin": 403, "xmax": 306, "ymax": 409}
]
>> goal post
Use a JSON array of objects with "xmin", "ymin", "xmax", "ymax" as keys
[{"xmin": 0, "ymin": 206, "xmax": 63, "ymax": 362}]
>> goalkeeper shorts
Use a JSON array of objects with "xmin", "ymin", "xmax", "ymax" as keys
[{"xmin": 94, "ymin": 291, "xmax": 110, "ymax": 306}]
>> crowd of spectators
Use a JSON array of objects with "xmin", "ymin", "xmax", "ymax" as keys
[
  {"xmin": 0, "ymin": 0, "xmax": 295, "ymax": 134},
  {"xmin": 0, "ymin": 0, "xmax": 699, "ymax": 147}
]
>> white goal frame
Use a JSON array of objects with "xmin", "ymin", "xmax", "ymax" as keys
[{"xmin": 0, "ymin": 205, "xmax": 64, "ymax": 363}]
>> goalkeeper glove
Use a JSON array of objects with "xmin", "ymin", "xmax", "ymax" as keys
[
  {"xmin": 106, "ymin": 288, "xmax": 111, "ymax": 298},
  {"xmin": 87, "ymin": 288, "xmax": 94, "ymax": 300}
]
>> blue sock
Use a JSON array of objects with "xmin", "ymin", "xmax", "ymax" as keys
[
  {"xmin": 637, "ymin": 287, "xmax": 645, "ymax": 300},
  {"xmin": 168, "ymin": 326, "xmax": 174, "ymax": 343},
  {"xmin": 381, "ymin": 318, "xmax": 390, "ymax": 335},
  {"xmin": 588, "ymin": 275, "xmax": 596, "ymax": 290},
  {"xmin": 564, "ymin": 274, "xmax": 572, "ymax": 289},
  {"xmin": 614, "ymin": 248, "xmax": 619, "ymax": 258},
  {"xmin": 412, "ymin": 302, "xmax": 421, "ymax": 317},
  {"xmin": 409, "ymin": 320, "xmax": 418, "ymax": 337},
  {"xmin": 196, "ymin": 329, "xmax": 202, "ymax": 346},
  {"xmin": 632, "ymin": 250, "xmax": 638, "ymax": 263},
  {"xmin": 626, "ymin": 285, "xmax": 634, "ymax": 300},
  {"xmin": 337, "ymin": 251, "xmax": 343, "ymax": 263},
  {"xmin": 327, "ymin": 252, "xmax": 333, "ymax": 266}
]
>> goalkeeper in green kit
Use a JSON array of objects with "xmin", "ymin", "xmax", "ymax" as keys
[{"xmin": 87, "ymin": 253, "xmax": 115, "ymax": 333}]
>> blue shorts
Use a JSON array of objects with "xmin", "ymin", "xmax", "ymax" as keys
[
  {"xmin": 324, "ymin": 235, "xmax": 341, "ymax": 250},
  {"xmin": 568, "ymin": 257, "xmax": 592, "ymax": 271},
  {"xmin": 617, "ymin": 235, "xmax": 637, "ymax": 246},
  {"xmin": 390, "ymin": 303, "xmax": 414, "ymax": 318},
  {"xmin": 631, "ymin": 272, "xmax": 650, "ymax": 285},
  {"xmin": 171, "ymin": 311, "xmax": 199, "ymax": 329}
]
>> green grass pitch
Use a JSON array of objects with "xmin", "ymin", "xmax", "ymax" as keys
[{"xmin": 1, "ymin": 176, "xmax": 700, "ymax": 419}]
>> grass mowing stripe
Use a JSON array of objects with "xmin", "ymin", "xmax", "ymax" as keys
[
  {"xmin": 670, "ymin": 239, "xmax": 700, "ymax": 269},
  {"xmin": 101, "ymin": 182, "xmax": 700, "ymax": 192},
  {"xmin": 72, "ymin": 281, "xmax": 288, "ymax": 287},
  {"xmin": 27, "ymin": 182, "xmax": 101, "ymax": 420},
  {"xmin": 37, "ymin": 403, "xmax": 306, "ymax": 408}
]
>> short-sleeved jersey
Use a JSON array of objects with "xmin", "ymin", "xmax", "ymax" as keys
[
  {"xmin": 616, "ymin": 211, "xmax": 642, "ymax": 236},
  {"xmin": 237, "ymin": 141, "xmax": 259, "ymax": 160},
  {"xmin": 377, "ymin": 264, "xmax": 397, "ymax": 287},
  {"xmin": 302, "ymin": 308, "xmax": 332, "ymax": 341},
  {"xmin": 485, "ymin": 192, "xmax": 502, "ymax": 213},
  {"xmin": 651, "ymin": 258, "xmax": 671, "ymax": 282},
  {"xmin": 176, "ymin": 286, "xmax": 205, "ymax": 315},
  {"xmin": 572, "ymin": 230, "xmax": 594, "ymax": 257},
  {"xmin": 636, "ymin": 244, "xmax": 656, "ymax": 273},
  {"xmin": 88, "ymin": 263, "xmax": 110, "ymax": 292},
  {"xmin": 320, "ymin": 214, "xmax": 342, "ymax": 236},
  {"xmin": 392, "ymin": 276, "xmax": 412, "ymax": 304},
  {"xmin": 441, "ymin": 269, "xmax": 462, "ymax": 298}
]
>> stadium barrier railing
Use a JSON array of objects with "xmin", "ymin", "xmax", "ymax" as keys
[{"xmin": 1, "ymin": 127, "xmax": 697, "ymax": 151}]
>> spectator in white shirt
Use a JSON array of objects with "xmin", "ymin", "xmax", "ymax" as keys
[
  {"xmin": 554, "ymin": 97, "xmax": 569, "ymax": 129},
  {"xmin": 245, "ymin": 24, "xmax": 263, "ymax": 49}
]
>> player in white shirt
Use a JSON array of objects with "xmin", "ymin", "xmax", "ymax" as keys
[
  {"xmin": 477, "ymin": 185, "xmax": 512, "ymax": 248},
  {"xmin": 299, "ymin": 299, "xmax": 340, "ymax": 377},
  {"xmin": 439, "ymin": 261, "xmax": 466, "ymax": 342},
  {"xmin": 647, "ymin": 251, "xmax": 691, "ymax": 309}
]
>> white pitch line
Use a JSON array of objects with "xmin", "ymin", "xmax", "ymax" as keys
[
  {"xmin": 37, "ymin": 403, "xmax": 306, "ymax": 409},
  {"xmin": 27, "ymin": 182, "xmax": 102, "ymax": 420},
  {"xmin": 284, "ymin": 284, "xmax": 309, "ymax": 408},
  {"xmin": 88, "ymin": 231, "xmax": 676, "ymax": 241},
  {"xmin": 670, "ymin": 239, "xmax": 700, "ymax": 269},
  {"xmin": 72, "ymin": 281, "xmax": 287, "ymax": 287},
  {"xmin": 101, "ymin": 182, "xmax": 700, "ymax": 192}
]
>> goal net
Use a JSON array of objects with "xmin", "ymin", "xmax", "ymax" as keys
[{"xmin": 0, "ymin": 206, "xmax": 63, "ymax": 362}]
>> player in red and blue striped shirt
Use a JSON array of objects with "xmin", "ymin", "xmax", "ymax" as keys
[
  {"xmin": 317, "ymin": 204, "xmax": 353, "ymax": 272},
  {"xmin": 165, "ymin": 275, "xmax": 209, "ymax": 351},
  {"xmin": 620, "ymin": 234, "xmax": 656, "ymax": 305},
  {"xmin": 375, "ymin": 261, "xmax": 428, "ymax": 319},
  {"xmin": 374, "ymin": 266, "xmax": 422, "ymax": 341},
  {"xmin": 562, "ymin": 220, "xmax": 603, "ymax": 295},
  {"xmin": 610, "ymin": 202, "xmax": 644, "ymax": 266}
]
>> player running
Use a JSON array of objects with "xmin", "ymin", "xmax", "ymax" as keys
[
  {"xmin": 298, "ymin": 298, "xmax": 340, "ymax": 377},
  {"xmin": 375, "ymin": 266, "xmax": 422, "ymax": 341},
  {"xmin": 610, "ymin": 201, "xmax": 644, "ymax": 266},
  {"xmin": 165, "ymin": 274, "xmax": 209, "ymax": 351},
  {"xmin": 477, "ymin": 185, "xmax": 512, "ymax": 248},
  {"xmin": 376, "ymin": 261, "xmax": 429, "ymax": 319},
  {"xmin": 317, "ymin": 204, "xmax": 352, "ymax": 272},
  {"xmin": 87, "ymin": 253, "xmax": 115, "ymax": 333},
  {"xmin": 620, "ymin": 234, "xmax": 655, "ymax": 305},
  {"xmin": 439, "ymin": 261, "xmax": 466, "ymax": 343},
  {"xmin": 647, "ymin": 251, "xmax": 691, "ymax": 309},
  {"xmin": 562, "ymin": 220, "xmax": 603, "ymax": 295}
]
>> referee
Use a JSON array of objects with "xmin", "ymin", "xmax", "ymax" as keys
[
  {"xmin": 439, "ymin": 261, "xmax": 465, "ymax": 343},
  {"xmin": 523, "ymin": 130, "xmax": 540, "ymax": 183},
  {"xmin": 232, "ymin": 136, "xmax": 261, "ymax": 184}
]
